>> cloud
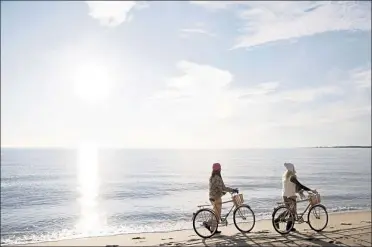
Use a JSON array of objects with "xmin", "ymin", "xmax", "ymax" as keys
[
  {"xmin": 189, "ymin": 1, "xmax": 238, "ymax": 11},
  {"xmin": 239, "ymin": 82, "xmax": 343, "ymax": 104},
  {"xmin": 190, "ymin": 1, "xmax": 371, "ymax": 49},
  {"xmin": 179, "ymin": 28, "xmax": 216, "ymax": 38},
  {"xmin": 152, "ymin": 61, "xmax": 237, "ymax": 119},
  {"xmin": 151, "ymin": 61, "xmax": 346, "ymax": 125},
  {"xmin": 153, "ymin": 61, "xmax": 369, "ymax": 131},
  {"xmin": 146, "ymin": 60, "xmax": 371, "ymax": 147},
  {"xmin": 266, "ymin": 65, "xmax": 371, "ymax": 128},
  {"xmin": 85, "ymin": 1, "xmax": 148, "ymax": 27},
  {"xmin": 238, "ymin": 82, "xmax": 279, "ymax": 97},
  {"xmin": 234, "ymin": 1, "xmax": 371, "ymax": 49},
  {"xmin": 349, "ymin": 67, "xmax": 371, "ymax": 89},
  {"xmin": 273, "ymin": 85, "xmax": 343, "ymax": 103}
]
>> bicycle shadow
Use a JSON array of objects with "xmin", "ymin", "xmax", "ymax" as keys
[{"xmin": 183, "ymin": 225, "xmax": 371, "ymax": 247}]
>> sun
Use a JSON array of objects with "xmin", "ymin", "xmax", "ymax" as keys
[{"xmin": 73, "ymin": 62, "xmax": 111, "ymax": 103}]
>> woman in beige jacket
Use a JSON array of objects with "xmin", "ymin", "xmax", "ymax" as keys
[{"xmin": 204, "ymin": 163, "xmax": 238, "ymax": 234}]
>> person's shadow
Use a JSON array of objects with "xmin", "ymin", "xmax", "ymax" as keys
[{"xmin": 185, "ymin": 225, "xmax": 371, "ymax": 247}]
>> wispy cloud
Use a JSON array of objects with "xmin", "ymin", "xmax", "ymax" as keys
[
  {"xmin": 152, "ymin": 60, "xmax": 369, "ymax": 133},
  {"xmin": 189, "ymin": 1, "xmax": 238, "ymax": 11},
  {"xmin": 179, "ymin": 28, "xmax": 216, "ymax": 38},
  {"xmin": 238, "ymin": 82, "xmax": 279, "ymax": 97},
  {"xmin": 233, "ymin": 1, "xmax": 371, "ymax": 49},
  {"xmin": 85, "ymin": 1, "xmax": 148, "ymax": 27},
  {"xmin": 152, "ymin": 61, "xmax": 238, "ymax": 119},
  {"xmin": 190, "ymin": 1, "xmax": 371, "ymax": 49},
  {"xmin": 152, "ymin": 61, "xmax": 346, "ymax": 124},
  {"xmin": 239, "ymin": 83, "xmax": 342, "ymax": 104},
  {"xmin": 350, "ymin": 67, "xmax": 371, "ymax": 89}
]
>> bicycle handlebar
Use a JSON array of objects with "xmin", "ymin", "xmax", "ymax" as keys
[
  {"xmin": 299, "ymin": 189, "xmax": 318, "ymax": 194},
  {"xmin": 229, "ymin": 188, "xmax": 239, "ymax": 194}
]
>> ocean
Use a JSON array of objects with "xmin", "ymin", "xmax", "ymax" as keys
[{"xmin": 1, "ymin": 148, "xmax": 371, "ymax": 245}]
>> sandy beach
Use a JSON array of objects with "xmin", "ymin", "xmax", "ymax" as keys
[{"xmin": 19, "ymin": 210, "xmax": 371, "ymax": 247}]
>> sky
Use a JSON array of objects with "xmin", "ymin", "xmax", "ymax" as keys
[{"xmin": 1, "ymin": 1, "xmax": 371, "ymax": 149}]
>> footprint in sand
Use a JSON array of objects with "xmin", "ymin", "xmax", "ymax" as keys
[
  {"xmin": 132, "ymin": 237, "xmax": 145, "ymax": 240},
  {"xmin": 188, "ymin": 238, "xmax": 200, "ymax": 242}
]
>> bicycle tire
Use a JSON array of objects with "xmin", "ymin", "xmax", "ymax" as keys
[
  {"xmin": 233, "ymin": 204, "xmax": 256, "ymax": 233},
  {"xmin": 307, "ymin": 204, "xmax": 328, "ymax": 232},
  {"xmin": 271, "ymin": 205, "xmax": 295, "ymax": 235},
  {"xmin": 192, "ymin": 208, "xmax": 218, "ymax": 238}
]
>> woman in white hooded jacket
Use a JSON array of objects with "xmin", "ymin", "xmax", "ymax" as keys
[{"xmin": 274, "ymin": 162, "xmax": 316, "ymax": 232}]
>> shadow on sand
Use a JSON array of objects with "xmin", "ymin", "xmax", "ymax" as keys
[{"xmin": 172, "ymin": 225, "xmax": 372, "ymax": 247}]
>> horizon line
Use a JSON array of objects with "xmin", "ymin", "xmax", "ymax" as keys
[{"xmin": 1, "ymin": 145, "xmax": 371, "ymax": 150}]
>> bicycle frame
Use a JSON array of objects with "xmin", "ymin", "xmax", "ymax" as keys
[
  {"xmin": 276, "ymin": 197, "xmax": 314, "ymax": 224},
  {"xmin": 196, "ymin": 195, "xmax": 243, "ymax": 226}
]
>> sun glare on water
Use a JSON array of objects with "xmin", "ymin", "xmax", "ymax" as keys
[{"xmin": 76, "ymin": 141, "xmax": 105, "ymax": 234}]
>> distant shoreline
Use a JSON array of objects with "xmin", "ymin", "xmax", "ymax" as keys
[{"xmin": 313, "ymin": 146, "xmax": 371, "ymax": 149}]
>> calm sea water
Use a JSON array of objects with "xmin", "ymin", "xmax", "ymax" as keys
[{"xmin": 1, "ymin": 148, "xmax": 371, "ymax": 245}]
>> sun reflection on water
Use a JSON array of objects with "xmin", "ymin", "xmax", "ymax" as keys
[{"xmin": 75, "ymin": 141, "xmax": 105, "ymax": 234}]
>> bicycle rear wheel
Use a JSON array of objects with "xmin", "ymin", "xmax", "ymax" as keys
[
  {"xmin": 308, "ymin": 204, "xmax": 328, "ymax": 232},
  {"xmin": 272, "ymin": 205, "xmax": 295, "ymax": 235},
  {"xmin": 192, "ymin": 208, "xmax": 218, "ymax": 238},
  {"xmin": 233, "ymin": 204, "xmax": 255, "ymax": 233}
]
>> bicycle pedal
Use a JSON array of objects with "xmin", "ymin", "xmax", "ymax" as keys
[{"xmin": 220, "ymin": 220, "xmax": 228, "ymax": 226}]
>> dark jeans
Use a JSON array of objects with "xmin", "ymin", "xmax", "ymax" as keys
[{"xmin": 275, "ymin": 196, "xmax": 297, "ymax": 230}]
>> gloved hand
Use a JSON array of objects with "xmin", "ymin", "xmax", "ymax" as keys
[{"xmin": 299, "ymin": 191, "xmax": 306, "ymax": 200}]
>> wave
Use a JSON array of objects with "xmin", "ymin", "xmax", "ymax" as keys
[{"xmin": 2, "ymin": 205, "xmax": 370, "ymax": 246}]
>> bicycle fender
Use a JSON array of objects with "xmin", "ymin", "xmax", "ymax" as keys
[{"xmin": 272, "ymin": 207, "xmax": 279, "ymax": 218}]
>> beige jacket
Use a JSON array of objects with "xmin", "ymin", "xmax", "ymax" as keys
[{"xmin": 209, "ymin": 175, "xmax": 234, "ymax": 200}]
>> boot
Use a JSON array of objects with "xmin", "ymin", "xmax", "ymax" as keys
[{"xmin": 286, "ymin": 221, "xmax": 296, "ymax": 232}]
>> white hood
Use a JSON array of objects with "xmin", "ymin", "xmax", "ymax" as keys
[{"xmin": 284, "ymin": 162, "xmax": 296, "ymax": 173}]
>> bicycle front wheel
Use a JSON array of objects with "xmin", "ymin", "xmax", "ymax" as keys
[
  {"xmin": 307, "ymin": 204, "xmax": 328, "ymax": 232},
  {"xmin": 272, "ymin": 205, "xmax": 295, "ymax": 235},
  {"xmin": 192, "ymin": 208, "xmax": 218, "ymax": 238},
  {"xmin": 233, "ymin": 204, "xmax": 255, "ymax": 233}
]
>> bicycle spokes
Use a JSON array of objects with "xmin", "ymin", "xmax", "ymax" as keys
[
  {"xmin": 308, "ymin": 205, "xmax": 328, "ymax": 232},
  {"xmin": 312, "ymin": 210, "xmax": 320, "ymax": 219}
]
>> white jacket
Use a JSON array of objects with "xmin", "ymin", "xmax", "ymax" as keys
[{"xmin": 282, "ymin": 175, "xmax": 296, "ymax": 197}]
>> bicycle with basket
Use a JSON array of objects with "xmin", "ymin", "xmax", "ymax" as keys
[
  {"xmin": 192, "ymin": 189, "xmax": 256, "ymax": 238},
  {"xmin": 271, "ymin": 190, "xmax": 328, "ymax": 234}
]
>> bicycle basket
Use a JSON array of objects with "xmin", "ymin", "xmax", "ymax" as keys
[
  {"xmin": 232, "ymin": 194, "xmax": 244, "ymax": 206},
  {"xmin": 309, "ymin": 193, "xmax": 321, "ymax": 205}
]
